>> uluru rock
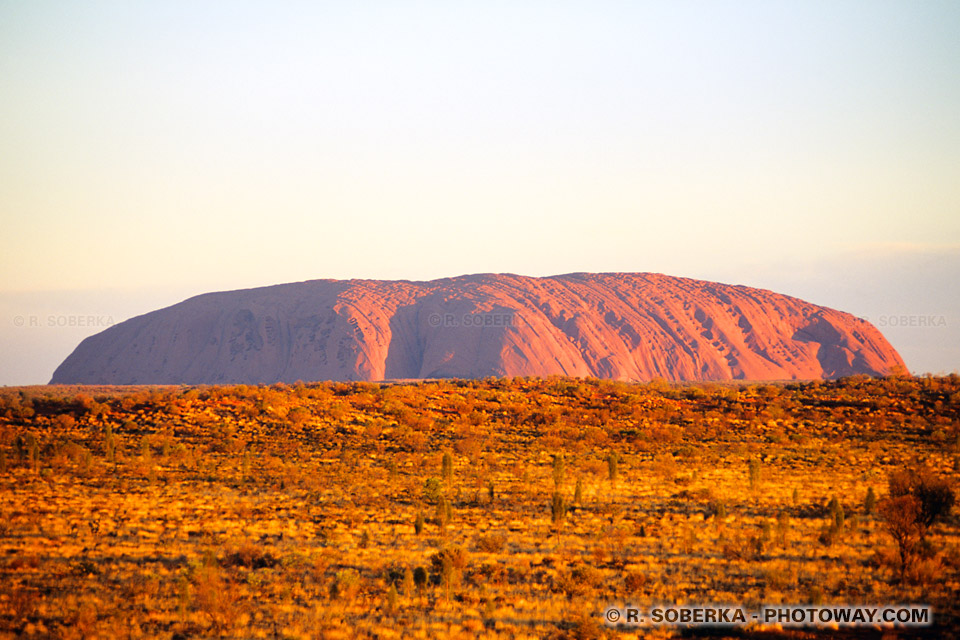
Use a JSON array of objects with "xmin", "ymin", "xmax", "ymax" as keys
[{"xmin": 50, "ymin": 273, "xmax": 906, "ymax": 384}]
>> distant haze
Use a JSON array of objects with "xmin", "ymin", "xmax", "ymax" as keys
[{"xmin": 2, "ymin": 2, "xmax": 958, "ymax": 384}]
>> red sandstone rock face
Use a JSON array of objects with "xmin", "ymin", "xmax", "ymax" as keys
[{"xmin": 50, "ymin": 273, "xmax": 906, "ymax": 384}]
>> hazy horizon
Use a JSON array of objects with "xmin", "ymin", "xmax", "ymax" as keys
[
  {"xmin": 3, "ymin": 249, "xmax": 957, "ymax": 386},
  {"xmin": 2, "ymin": 2, "xmax": 958, "ymax": 384}
]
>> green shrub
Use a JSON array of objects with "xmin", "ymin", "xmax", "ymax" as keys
[
  {"xmin": 607, "ymin": 452, "xmax": 619, "ymax": 482},
  {"xmin": 414, "ymin": 512, "xmax": 425, "ymax": 536},
  {"xmin": 330, "ymin": 569, "xmax": 360, "ymax": 601},
  {"xmin": 423, "ymin": 477, "xmax": 443, "ymax": 503},
  {"xmin": 828, "ymin": 496, "xmax": 845, "ymax": 530},
  {"xmin": 413, "ymin": 566, "xmax": 428, "ymax": 594},
  {"xmin": 748, "ymin": 457, "xmax": 761, "ymax": 491},
  {"xmin": 552, "ymin": 453, "xmax": 565, "ymax": 488},
  {"xmin": 441, "ymin": 451, "xmax": 453, "ymax": 482},
  {"xmin": 551, "ymin": 492, "xmax": 567, "ymax": 526},
  {"xmin": 864, "ymin": 487, "xmax": 877, "ymax": 515},
  {"xmin": 475, "ymin": 533, "xmax": 506, "ymax": 553}
]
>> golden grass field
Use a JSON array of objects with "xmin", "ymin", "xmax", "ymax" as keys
[{"xmin": 0, "ymin": 375, "xmax": 958, "ymax": 639}]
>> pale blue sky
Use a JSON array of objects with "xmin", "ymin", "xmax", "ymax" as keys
[{"xmin": 1, "ymin": 1, "xmax": 958, "ymax": 383}]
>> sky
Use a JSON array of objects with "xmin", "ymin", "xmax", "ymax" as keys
[{"xmin": 2, "ymin": 1, "xmax": 958, "ymax": 384}]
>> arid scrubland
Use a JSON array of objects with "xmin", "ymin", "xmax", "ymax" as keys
[{"xmin": 0, "ymin": 375, "xmax": 958, "ymax": 639}]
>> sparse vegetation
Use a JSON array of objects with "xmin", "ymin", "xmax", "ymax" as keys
[{"xmin": 0, "ymin": 375, "xmax": 959, "ymax": 637}]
